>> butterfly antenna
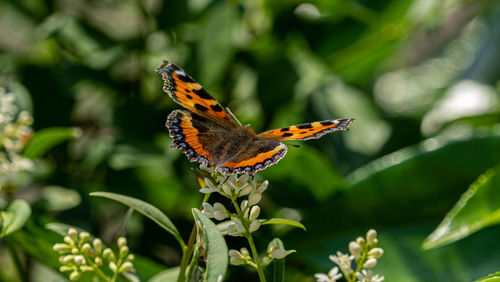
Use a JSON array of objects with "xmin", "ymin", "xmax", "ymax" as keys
[{"xmin": 225, "ymin": 107, "xmax": 242, "ymax": 126}]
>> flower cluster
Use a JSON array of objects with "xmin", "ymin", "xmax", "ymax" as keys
[
  {"xmin": 315, "ymin": 229, "xmax": 384, "ymax": 282},
  {"xmin": 198, "ymin": 165, "xmax": 291, "ymax": 277},
  {"xmin": 0, "ymin": 88, "xmax": 34, "ymax": 190},
  {"xmin": 199, "ymin": 166, "xmax": 268, "ymax": 237},
  {"xmin": 53, "ymin": 227, "xmax": 135, "ymax": 281}
]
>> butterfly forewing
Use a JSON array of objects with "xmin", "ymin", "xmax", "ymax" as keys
[
  {"xmin": 257, "ymin": 119, "xmax": 354, "ymax": 141},
  {"xmin": 156, "ymin": 61, "xmax": 238, "ymax": 127}
]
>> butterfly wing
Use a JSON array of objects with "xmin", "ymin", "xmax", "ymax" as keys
[
  {"xmin": 156, "ymin": 61, "xmax": 238, "ymax": 127},
  {"xmin": 257, "ymin": 118, "xmax": 354, "ymax": 141},
  {"xmin": 217, "ymin": 139, "xmax": 287, "ymax": 176},
  {"xmin": 167, "ymin": 109, "xmax": 231, "ymax": 166}
]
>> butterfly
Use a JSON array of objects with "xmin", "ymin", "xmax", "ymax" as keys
[{"xmin": 155, "ymin": 61, "xmax": 354, "ymax": 176}]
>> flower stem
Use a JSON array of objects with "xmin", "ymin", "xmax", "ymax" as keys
[{"xmin": 231, "ymin": 198, "xmax": 266, "ymax": 282}]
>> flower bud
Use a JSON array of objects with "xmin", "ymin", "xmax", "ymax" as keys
[
  {"xmin": 248, "ymin": 192, "xmax": 262, "ymax": 206},
  {"xmin": 366, "ymin": 229, "xmax": 377, "ymax": 245},
  {"xmin": 127, "ymin": 254, "xmax": 135, "ymax": 261},
  {"xmin": 95, "ymin": 257, "xmax": 103, "ymax": 267},
  {"xmin": 120, "ymin": 246, "xmax": 129, "ymax": 258},
  {"xmin": 103, "ymin": 248, "xmax": 115, "ymax": 261},
  {"xmin": 109, "ymin": 262, "xmax": 118, "ymax": 272},
  {"xmin": 61, "ymin": 255, "xmax": 75, "ymax": 264},
  {"xmin": 69, "ymin": 271, "xmax": 81, "ymax": 281},
  {"xmin": 59, "ymin": 265, "xmax": 73, "ymax": 272},
  {"xmin": 93, "ymin": 238, "xmax": 102, "ymax": 254},
  {"xmin": 71, "ymin": 248, "xmax": 79, "ymax": 254},
  {"xmin": 222, "ymin": 182, "xmax": 232, "ymax": 196},
  {"xmin": 63, "ymin": 236, "xmax": 73, "ymax": 245},
  {"xmin": 79, "ymin": 232, "xmax": 90, "ymax": 243},
  {"xmin": 249, "ymin": 206, "xmax": 260, "ymax": 221},
  {"xmin": 74, "ymin": 255, "xmax": 86, "ymax": 265},
  {"xmin": 270, "ymin": 248, "xmax": 286, "ymax": 259},
  {"xmin": 119, "ymin": 261, "xmax": 134, "ymax": 273},
  {"xmin": 349, "ymin": 241, "xmax": 361, "ymax": 258},
  {"xmin": 117, "ymin": 237, "xmax": 127, "ymax": 248},
  {"xmin": 68, "ymin": 228, "xmax": 78, "ymax": 241},
  {"xmin": 363, "ymin": 258, "xmax": 377, "ymax": 268},
  {"xmin": 228, "ymin": 249, "xmax": 245, "ymax": 265},
  {"xmin": 356, "ymin": 236, "xmax": 366, "ymax": 247},
  {"xmin": 240, "ymin": 200, "xmax": 248, "ymax": 212},
  {"xmin": 240, "ymin": 247, "xmax": 249, "ymax": 257},
  {"xmin": 368, "ymin": 248, "xmax": 384, "ymax": 259},
  {"xmin": 80, "ymin": 266, "xmax": 94, "ymax": 272},
  {"xmin": 81, "ymin": 243, "xmax": 91, "ymax": 254},
  {"xmin": 239, "ymin": 184, "xmax": 253, "ymax": 196},
  {"xmin": 213, "ymin": 203, "xmax": 227, "ymax": 220},
  {"xmin": 248, "ymin": 220, "xmax": 260, "ymax": 233},
  {"xmin": 263, "ymin": 256, "xmax": 270, "ymax": 264},
  {"xmin": 53, "ymin": 243, "xmax": 71, "ymax": 253}
]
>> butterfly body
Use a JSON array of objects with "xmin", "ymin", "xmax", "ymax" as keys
[{"xmin": 157, "ymin": 61, "xmax": 353, "ymax": 176}]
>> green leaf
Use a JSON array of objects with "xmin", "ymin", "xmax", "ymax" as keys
[
  {"xmin": 90, "ymin": 192, "xmax": 184, "ymax": 248},
  {"xmin": 23, "ymin": 127, "xmax": 81, "ymax": 159},
  {"xmin": 192, "ymin": 208, "xmax": 228, "ymax": 281},
  {"xmin": 0, "ymin": 199, "xmax": 31, "ymax": 237},
  {"xmin": 476, "ymin": 270, "xmax": 500, "ymax": 282},
  {"xmin": 149, "ymin": 267, "xmax": 180, "ymax": 282},
  {"xmin": 423, "ymin": 165, "xmax": 500, "ymax": 250},
  {"xmin": 265, "ymin": 238, "xmax": 293, "ymax": 282},
  {"xmin": 261, "ymin": 218, "xmax": 306, "ymax": 231},
  {"xmin": 40, "ymin": 186, "xmax": 81, "ymax": 211}
]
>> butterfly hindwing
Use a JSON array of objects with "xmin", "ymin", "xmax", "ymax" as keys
[
  {"xmin": 156, "ymin": 61, "xmax": 238, "ymax": 127},
  {"xmin": 257, "ymin": 118, "xmax": 354, "ymax": 141},
  {"xmin": 217, "ymin": 139, "xmax": 287, "ymax": 176}
]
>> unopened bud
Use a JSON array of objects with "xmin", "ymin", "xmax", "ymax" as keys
[
  {"xmin": 68, "ymin": 228, "xmax": 78, "ymax": 241},
  {"xmin": 249, "ymin": 206, "xmax": 260, "ymax": 221},
  {"xmin": 109, "ymin": 262, "xmax": 117, "ymax": 273},
  {"xmin": 53, "ymin": 243, "xmax": 70, "ymax": 253},
  {"xmin": 69, "ymin": 271, "xmax": 81, "ymax": 281},
  {"xmin": 119, "ymin": 261, "xmax": 134, "ymax": 273},
  {"xmin": 93, "ymin": 238, "xmax": 102, "ymax": 254},
  {"xmin": 366, "ymin": 229, "xmax": 377, "ymax": 245},
  {"xmin": 363, "ymin": 258, "xmax": 377, "ymax": 268},
  {"xmin": 248, "ymin": 192, "xmax": 262, "ymax": 205},
  {"xmin": 248, "ymin": 220, "xmax": 260, "ymax": 233},
  {"xmin": 79, "ymin": 232, "xmax": 90, "ymax": 243},
  {"xmin": 117, "ymin": 237, "xmax": 127, "ymax": 248},
  {"xmin": 74, "ymin": 255, "xmax": 86, "ymax": 265},
  {"xmin": 368, "ymin": 248, "xmax": 384, "ymax": 259}
]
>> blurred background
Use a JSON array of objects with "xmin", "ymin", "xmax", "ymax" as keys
[{"xmin": 1, "ymin": 0, "xmax": 500, "ymax": 281}]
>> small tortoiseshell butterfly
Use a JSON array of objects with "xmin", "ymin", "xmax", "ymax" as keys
[{"xmin": 155, "ymin": 61, "xmax": 354, "ymax": 176}]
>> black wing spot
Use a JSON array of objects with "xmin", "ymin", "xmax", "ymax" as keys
[
  {"xmin": 185, "ymin": 89, "xmax": 191, "ymax": 93},
  {"xmin": 194, "ymin": 104, "xmax": 209, "ymax": 111},
  {"xmin": 280, "ymin": 127, "xmax": 290, "ymax": 132},
  {"xmin": 210, "ymin": 104, "xmax": 224, "ymax": 112},
  {"xmin": 321, "ymin": 121, "xmax": 334, "ymax": 126},
  {"xmin": 297, "ymin": 124, "xmax": 313, "ymax": 129},
  {"xmin": 177, "ymin": 74, "xmax": 195, "ymax": 83},
  {"xmin": 300, "ymin": 131, "xmax": 306, "ymax": 134},
  {"xmin": 193, "ymin": 88, "xmax": 214, "ymax": 100},
  {"xmin": 186, "ymin": 94, "xmax": 193, "ymax": 99},
  {"xmin": 282, "ymin": 132, "xmax": 293, "ymax": 137}
]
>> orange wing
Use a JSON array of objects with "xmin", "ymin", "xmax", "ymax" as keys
[
  {"xmin": 217, "ymin": 142, "xmax": 287, "ymax": 176},
  {"xmin": 257, "ymin": 118, "xmax": 354, "ymax": 141},
  {"xmin": 156, "ymin": 61, "xmax": 238, "ymax": 127}
]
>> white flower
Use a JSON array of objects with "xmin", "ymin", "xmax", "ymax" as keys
[
  {"xmin": 329, "ymin": 252, "xmax": 354, "ymax": 276},
  {"xmin": 315, "ymin": 266, "xmax": 343, "ymax": 282},
  {"xmin": 228, "ymin": 249, "xmax": 245, "ymax": 265},
  {"xmin": 349, "ymin": 241, "xmax": 361, "ymax": 258},
  {"xmin": 227, "ymin": 217, "xmax": 245, "ymax": 236},
  {"xmin": 199, "ymin": 178, "xmax": 219, "ymax": 194},
  {"xmin": 356, "ymin": 269, "xmax": 384, "ymax": 282}
]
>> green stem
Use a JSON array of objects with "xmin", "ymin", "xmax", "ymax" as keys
[
  {"xmin": 231, "ymin": 198, "xmax": 266, "ymax": 282},
  {"xmin": 6, "ymin": 241, "xmax": 27, "ymax": 282}
]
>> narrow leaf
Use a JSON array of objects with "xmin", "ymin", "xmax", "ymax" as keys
[
  {"xmin": 476, "ymin": 270, "xmax": 500, "ymax": 282},
  {"xmin": 23, "ymin": 127, "xmax": 81, "ymax": 159},
  {"xmin": 149, "ymin": 267, "xmax": 180, "ymax": 282},
  {"xmin": 1, "ymin": 199, "xmax": 31, "ymax": 237},
  {"xmin": 261, "ymin": 218, "xmax": 306, "ymax": 231},
  {"xmin": 423, "ymin": 165, "xmax": 500, "ymax": 250},
  {"xmin": 90, "ymin": 192, "xmax": 184, "ymax": 248},
  {"xmin": 192, "ymin": 208, "xmax": 228, "ymax": 281}
]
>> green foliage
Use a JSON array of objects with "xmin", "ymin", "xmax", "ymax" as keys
[
  {"xmin": 261, "ymin": 218, "xmax": 306, "ymax": 231},
  {"xmin": 191, "ymin": 208, "xmax": 228, "ymax": 281},
  {"xmin": 22, "ymin": 127, "xmax": 81, "ymax": 159},
  {"xmin": 0, "ymin": 200, "xmax": 31, "ymax": 237},
  {"xmin": 423, "ymin": 164, "xmax": 500, "ymax": 249},
  {"xmin": 90, "ymin": 192, "xmax": 184, "ymax": 248}
]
